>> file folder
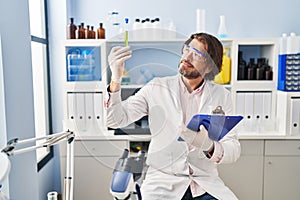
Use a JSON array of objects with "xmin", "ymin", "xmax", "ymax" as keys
[{"xmin": 178, "ymin": 114, "xmax": 243, "ymax": 141}]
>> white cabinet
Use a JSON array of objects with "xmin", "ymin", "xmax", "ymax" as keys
[
  {"xmin": 62, "ymin": 40, "xmax": 109, "ymax": 137},
  {"xmin": 60, "ymin": 139, "xmax": 129, "ymax": 200},
  {"xmin": 276, "ymin": 91, "xmax": 300, "ymax": 136},
  {"xmin": 219, "ymin": 139, "xmax": 300, "ymax": 200},
  {"xmin": 218, "ymin": 140, "xmax": 264, "ymax": 200},
  {"xmin": 264, "ymin": 140, "xmax": 300, "ymax": 200},
  {"xmin": 230, "ymin": 38, "xmax": 280, "ymax": 135}
]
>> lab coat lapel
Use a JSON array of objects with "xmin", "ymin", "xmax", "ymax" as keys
[{"xmin": 198, "ymin": 81, "xmax": 212, "ymax": 113}]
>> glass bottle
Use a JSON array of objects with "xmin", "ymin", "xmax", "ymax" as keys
[
  {"xmin": 85, "ymin": 25, "xmax": 90, "ymax": 39},
  {"xmin": 247, "ymin": 58, "xmax": 256, "ymax": 80},
  {"xmin": 237, "ymin": 51, "xmax": 247, "ymax": 80},
  {"xmin": 90, "ymin": 26, "xmax": 96, "ymax": 39},
  {"xmin": 97, "ymin": 23, "xmax": 105, "ymax": 39},
  {"xmin": 67, "ymin": 17, "xmax": 77, "ymax": 39},
  {"xmin": 217, "ymin": 15, "xmax": 228, "ymax": 38},
  {"xmin": 78, "ymin": 23, "xmax": 85, "ymax": 39}
]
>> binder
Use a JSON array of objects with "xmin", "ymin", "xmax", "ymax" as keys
[
  {"xmin": 75, "ymin": 93, "xmax": 86, "ymax": 131},
  {"xmin": 178, "ymin": 114, "xmax": 243, "ymax": 141},
  {"xmin": 290, "ymin": 98, "xmax": 300, "ymax": 135},
  {"xmin": 262, "ymin": 92, "xmax": 272, "ymax": 121},
  {"xmin": 67, "ymin": 93, "xmax": 75, "ymax": 121},
  {"xmin": 85, "ymin": 93, "xmax": 94, "ymax": 130},
  {"xmin": 254, "ymin": 92, "xmax": 264, "ymax": 120}
]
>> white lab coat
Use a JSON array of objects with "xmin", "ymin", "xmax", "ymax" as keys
[{"xmin": 107, "ymin": 75, "xmax": 240, "ymax": 200}]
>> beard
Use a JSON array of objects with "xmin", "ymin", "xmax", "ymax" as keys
[{"xmin": 178, "ymin": 60, "xmax": 203, "ymax": 79}]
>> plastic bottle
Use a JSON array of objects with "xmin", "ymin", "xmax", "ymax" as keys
[
  {"xmin": 142, "ymin": 18, "xmax": 152, "ymax": 40},
  {"xmin": 287, "ymin": 32, "xmax": 297, "ymax": 54},
  {"xmin": 153, "ymin": 18, "xmax": 162, "ymax": 39},
  {"xmin": 279, "ymin": 33, "xmax": 288, "ymax": 55},
  {"xmin": 110, "ymin": 11, "xmax": 121, "ymax": 38},
  {"xmin": 217, "ymin": 15, "xmax": 228, "ymax": 38},
  {"xmin": 47, "ymin": 191, "xmax": 58, "ymax": 200},
  {"xmin": 97, "ymin": 23, "xmax": 105, "ymax": 39},
  {"xmin": 214, "ymin": 47, "xmax": 231, "ymax": 84},
  {"xmin": 165, "ymin": 21, "xmax": 176, "ymax": 39},
  {"xmin": 67, "ymin": 17, "xmax": 77, "ymax": 39},
  {"xmin": 132, "ymin": 18, "xmax": 142, "ymax": 40}
]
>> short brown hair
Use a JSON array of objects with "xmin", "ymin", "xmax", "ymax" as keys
[{"xmin": 184, "ymin": 33, "xmax": 223, "ymax": 80}]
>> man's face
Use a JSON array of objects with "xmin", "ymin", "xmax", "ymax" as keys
[{"xmin": 178, "ymin": 39, "xmax": 211, "ymax": 79}]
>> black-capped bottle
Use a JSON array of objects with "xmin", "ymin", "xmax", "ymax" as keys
[
  {"xmin": 256, "ymin": 58, "xmax": 265, "ymax": 80},
  {"xmin": 78, "ymin": 23, "xmax": 85, "ymax": 39},
  {"xmin": 97, "ymin": 23, "xmax": 105, "ymax": 39},
  {"xmin": 247, "ymin": 58, "xmax": 256, "ymax": 80},
  {"xmin": 67, "ymin": 18, "xmax": 77, "ymax": 39},
  {"xmin": 237, "ymin": 51, "xmax": 247, "ymax": 80},
  {"xmin": 85, "ymin": 25, "xmax": 91, "ymax": 39},
  {"xmin": 90, "ymin": 26, "xmax": 96, "ymax": 39}
]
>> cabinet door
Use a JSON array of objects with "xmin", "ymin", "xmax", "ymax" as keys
[
  {"xmin": 60, "ymin": 140, "xmax": 128, "ymax": 200},
  {"xmin": 73, "ymin": 156, "xmax": 118, "ymax": 200},
  {"xmin": 264, "ymin": 156, "xmax": 300, "ymax": 200},
  {"xmin": 218, "ymin": 140, "xmax": 264, "ymax": 200}
]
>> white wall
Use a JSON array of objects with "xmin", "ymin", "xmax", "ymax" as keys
[
  {"xmin": 0, "ymin": 35, "xmax": 9, "ymax": 197},
  {"xmin": 47, "ymin": 0, "xmax": 68, "ymax": 193},
  {"xmin": 0, "ymin": 0, "xmax": 39, "ymax": 199},
  {"xmin": 68, "ymin": 0, "xmax": 300, "ymax": 38}
]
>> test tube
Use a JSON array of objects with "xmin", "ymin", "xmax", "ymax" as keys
[{"xmin": 124, "ymin": 18, "xmax": 129, "ymax": 46}]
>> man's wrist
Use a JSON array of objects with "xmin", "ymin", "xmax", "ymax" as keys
[
  {"xmin": 109, "ymin": 80, "xmax": 121, "ymax": 93},
  {"xmin": 204, "ymin": 144, "xmax": 215, "ymax": 158}
]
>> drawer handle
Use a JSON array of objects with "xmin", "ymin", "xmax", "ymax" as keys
[
  {"xmin": 298, "ymin": 147, "xmax": 300, "ymax": 150},
  {"xmin": 268, "ymin": 161, "xmax": 272, "ymax": 165}
]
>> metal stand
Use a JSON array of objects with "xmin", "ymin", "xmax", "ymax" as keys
[{"xmin": 0, "ymin": 130, "xmax": 75, "ymax": 200}]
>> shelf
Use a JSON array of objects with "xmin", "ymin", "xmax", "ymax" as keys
[
  {"xmin": 65, "ymin": 39, "xmax": 106, "ymax": 46},
  {"xmin": 232, "ymin": 80, "xmax": 276, "ymax": 91},
  {"xmin": 65, "ymin": 81, "xmax": 106, "ymax": 92}
]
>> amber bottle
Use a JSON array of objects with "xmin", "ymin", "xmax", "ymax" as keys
[
  {"xmin": 67, "ymin": 18, "xmax": 77, "ymax": 39},
  {"xmin": 97, "ymin": 23, "xmax": 105, "ymax": 39},
  {"xmin": 85, "ymin": 25, "xmax": 90, "ymax": 39},
  {"xmin": 78, "ymin": 23, "xmax": 85, "ymax": 39},
  {"xmin": 90, "ymin": 26, "xmax": 96, "ymax": 39}
]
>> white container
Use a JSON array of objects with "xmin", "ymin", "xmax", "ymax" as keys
[
  {"xmin": 164, "ymin": 21, "xmax": 176, "ymax": 39},
  {"xmin": 153, "ymin": 17, "xmax": 163, "ymax": 39},
  {"xmin": 217, "ymin": 15, "xmax": 228, "ymax": 38},
  {"xmin": 196, "ymin": 9, "xmax": 206, "ymax": 33},
  {"xmin": 279, "ymin": 33, "xmax": 288, "ymax": 55},
  {"xmin": 132, "ymin": 18, "xmax": 143, "ymax": 40},
  {"xmin": 142, "ymin": 18, "xmax": 152, "ymax": 40},
  {"xmin": 47, "ymin": 191, "xmax": 58, "ymax": 200},
  {"xmin": 286, "ymin": 32, "xmax": 300, "ymax": 54}
]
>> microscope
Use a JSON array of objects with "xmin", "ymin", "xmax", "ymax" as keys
[{"xmin": 110, "ymin": 149, "xmax": 146, "ymax": 200}]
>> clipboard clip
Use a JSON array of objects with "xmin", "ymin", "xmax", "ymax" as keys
[{"xmin": 212, "ymin": 106, "xmax": 225, "ymax": 115}]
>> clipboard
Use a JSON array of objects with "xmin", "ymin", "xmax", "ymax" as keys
[{"xmin": 179, "ymin": 114, "xmax": 243, "ymax": 141}]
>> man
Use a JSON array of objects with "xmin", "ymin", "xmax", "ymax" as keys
[{"xmin": 106, "ymin": 33, "xmax": 240, "ymax": 200}]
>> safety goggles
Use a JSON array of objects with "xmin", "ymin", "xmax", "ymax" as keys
[{"xmin": 182, "ymin": 44, "xmax": 206, "ymax": 62}]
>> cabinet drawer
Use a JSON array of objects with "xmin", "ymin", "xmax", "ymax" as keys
[
  {"xmin": 60, "ymin": 140, "xmax": 128, "ymax": 156},
  {"xmin": 75, "ymin": 140, "xmax": 128, "ymax": 156},
  {"xmin": 240, "ymin": 140, "xmax": 264, "ymax": 155},
  {"xmin": 265, "ymin": 140, "xmax": 300, "ymax": 156}
]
